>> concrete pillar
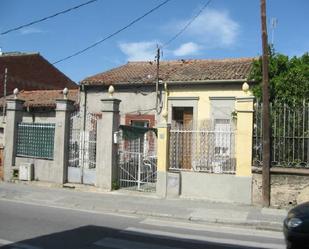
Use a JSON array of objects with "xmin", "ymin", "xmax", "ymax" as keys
[
  {"xmin": 235, "ymin": 96, "xmax": 255, "ymax": 176},
  {"xmin": 96, "ymin": 98, "xmax": 121, "ymax": 190},
  {"xmin": 3, "ymin": 99, "xmax": 25, "ymax": 181},
  {"xmin": 53, "ymin": 99, "xmax": 74, "ymax": 184},
  {"xmin": 156, "ymin": 123, "xmax": 171, "ymax": 197}
]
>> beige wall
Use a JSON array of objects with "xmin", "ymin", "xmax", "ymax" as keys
[{"xmin": 82, "ymin": 86, "xmax": 158, "ymax": 125}]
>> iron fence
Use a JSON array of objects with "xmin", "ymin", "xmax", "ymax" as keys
[
  {"xmin": 169, "ymin": 128, "xmax": 236, "ymax": 174},
  {"xmin": 253, "ymin": 101, "xmax": 309, "ymax": 168}
]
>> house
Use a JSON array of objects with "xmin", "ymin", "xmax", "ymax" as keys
[
  {"xmin": 0, "ymin": 52, "xmax": 77, "ymax": 97},
  {"xmin": 0, "ymin": 89, "xmax": 79, "ymax": 181},
  {"xmin": 80, "ymin": 58, "xmax": 256, "ymax": 203},
  {"xmin": 81, "ymin": 58, "xmax": 253, "ymax": 128},
  {"xmin": 2, "ymin": 57, "xmax": 257, "ymax": 204},
  {"xmin": 2, "ymin": 57, "xmax": 307, "ymax": 207},
  {"xmin": 0, "ymin": 52, "xmax": 77, "ymax": 180},
  {"xmin": 0, "ymin": 51, "xmax": 77, "ymax": 151}
]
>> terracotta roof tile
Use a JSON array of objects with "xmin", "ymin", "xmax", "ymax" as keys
[
  {"xmin": 0, "ymin": 52, "xmax": 77, "ymax": 97},
  {"xmin": 82, "ymin": 58, "xmax": 254, "ymax": 85},
  {"xmin": 0, "ymin": 89, "xmax": 79, "ymax": 110}
]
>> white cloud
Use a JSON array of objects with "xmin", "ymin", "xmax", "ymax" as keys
[
  {"xmin": 119, "ymin": 41, "xmax": 158, "ymax": 61},
  {"xmin": 173, "ymin": 42, "xmax": 202, "ymax": 56},
  {"xmin": 19, "ymin": 27, "xmax": 44, "ymax": 35},
  {"xmin": 171, "ymin": 8, "xmax": 240, "ymax": 48}
]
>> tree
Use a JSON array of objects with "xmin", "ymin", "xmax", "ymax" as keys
[{"xmin": 249, "ymin": 48, "xmax": 309, "ymax": 105}]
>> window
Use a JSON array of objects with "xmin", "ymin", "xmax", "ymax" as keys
[
  {"xmin": 214, "ymin": 119, "xmax": 231, "ymax": 156},
  {"xmin": 172, "ymin": 107, "xmax": 193, "ymax": 129},
  {"xmin": 16, "ymin": 123, "xmax": 55, "ymax": 159},
  {"xmin": 210, "ymin": 97, "xmax": 235, "ymax": 157}
]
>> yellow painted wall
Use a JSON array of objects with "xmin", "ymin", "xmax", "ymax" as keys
[
  {"xmin": 166, "ymin": 84, "xmax": 254, "ymax": 177},
  {"xmin": 168, "ymin": 84, "xmax": 248, "ymax": 122}
]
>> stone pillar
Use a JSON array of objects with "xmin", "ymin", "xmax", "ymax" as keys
[
  {"xmin": 4, "ymin": 99, "xmax": 25, "ymax": 181},
  {"xmin": 96, "ymin": 98, "xmax": 121, "ymax": 190},
  {"xmin": 53, "ymin": 99, "xmax": 74, "ymax": 184},
  {"xmin": 235, "ymin": 96, "xmax": 255, "ymax": 176},
  {"xmin": 156, "ymin": 123, "xmax": 171, "ymax": 197}
]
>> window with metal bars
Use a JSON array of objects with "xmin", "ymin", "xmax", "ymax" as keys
[{"xmin": 16, "ymin": 123, "xmax": 55, "ymax": 159}]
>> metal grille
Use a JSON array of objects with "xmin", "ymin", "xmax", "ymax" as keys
[
  {"xmin": 253, "ymin": 101, "xmax": 309, "ymax": 168},
  {"xmin": 118, "ymin": 129, "xmax": 157, "ymax": 192},
  {"xmin": 16, "ymin": 123, "xmax": 55, "ymax": 159},
  {"xmin": 68, "ymin": 111, "xmax": 99, "ymax": 169},
  {"xmin": 68, "ymin": 111, "xmax": 82, "ymax": 168},
  {"xmin": 68, "ymin": 111, "xmax": 99, "ymax": 184},
  {"xmin": 169, "ymin": 127, "xmax": 236, "ymax": 174}
]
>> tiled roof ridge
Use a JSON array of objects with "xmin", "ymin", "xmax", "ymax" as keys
[
  {"xmin": 0, "ymin": 52, "xmax": 40, "ymax": 57},
  {"xmin": 21, "ymin": 88, "xmax": 78, "ymax": 93},
  {"xmin": 127, "ymin": 57, "xmax": 256, "ymax": 64}
]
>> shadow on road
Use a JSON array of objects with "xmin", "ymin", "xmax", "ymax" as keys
[{"xmin": 0, "ymin": 225, "xmax": 272, "ymax": 249}]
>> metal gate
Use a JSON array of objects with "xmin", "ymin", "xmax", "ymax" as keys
[
  {"xmin": 118, "ymin": 127, "xmax": 157, "ymax": 192},
  {"xmin": 68, "ymin": 111, "xmax": 99, "ymax": 185}
]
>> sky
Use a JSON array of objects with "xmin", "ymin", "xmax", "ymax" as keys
[{"xmin": 0, "ymin": 0, "xmax": 308, "ymax": 83}]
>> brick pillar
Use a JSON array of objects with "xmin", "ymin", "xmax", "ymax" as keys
[
  {"xmin": 53, "ymin": 99, "xmax": 74, "ymax": 184},
  {"xmin": 235, "ymin": 96, "xmax": 255, "ymax": 176},
  {"xmin": 96, "ymin": 98, "xmax": 121, "ymax": 190},
  {"xmin": 4, "ymin": 99, "xmax": 25, "ymax": 181}
]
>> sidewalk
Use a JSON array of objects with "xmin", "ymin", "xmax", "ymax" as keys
[{"xmin": 0, "ymin": 181, "xmax": 287, "ymax": 232}]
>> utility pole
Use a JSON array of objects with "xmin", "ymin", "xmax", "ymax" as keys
[
  {"xmin": 261, "ymin": 0, "xmax": 271, "ymax": 207},
  {"xmin": 2, "ymin": 68, "xmax": 8, "ymax": 122},
  {"xmin": 155, "ymin": 46, "xmax": 160, "ymax": 113}
]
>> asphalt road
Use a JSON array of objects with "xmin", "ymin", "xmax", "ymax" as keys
[{"xmin": 0, "ymin": 199, "xmax": 285, "ymax": 249}]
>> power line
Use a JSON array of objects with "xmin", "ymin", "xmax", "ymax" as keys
[
  {"xmin": 0, "ymin": 0, "xmax": 98, "ymax": 36},
  {"xmin": 53, "ymin": 0, "xmax": 171, "ymax": 65},
  {"xmin": 161, "ymin": 0, "xmax": 212, "ymax": 49}
]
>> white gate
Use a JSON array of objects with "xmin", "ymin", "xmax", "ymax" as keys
[
  {"xmin": 117, "ymin": 127, "xmax": 157, "ymax": 192},
  {"xmin": 68, "ymin": 111, "xmax": 99, "ymax": 185}
]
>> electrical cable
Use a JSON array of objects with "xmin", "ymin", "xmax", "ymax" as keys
[
  {"xmin": 161, "ymin": 0, "xmax": 212, "ymax": 49},
  {"xmin": 52, "ymin": 0, "xmax": 171, "ymax": 65},
  {"xmin": 0, "ymin": 0, "xmax": 98, "ymax": 36}
]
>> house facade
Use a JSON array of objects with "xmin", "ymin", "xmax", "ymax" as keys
[
  {"xmin": 2, "ymin": 57, "xmax": 308, "ymax": 207},
  {"xmin": 80, "ymin": 58, "xmax": 255, "ymax": 203}
]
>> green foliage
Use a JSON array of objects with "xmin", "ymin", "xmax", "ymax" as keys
[
  {"xmin": 249, "ymin": 47, "xmax": 309, "ymax": 105},
  {"xmin": 112, "ymin": 180, "xmax": 119, "ymax": 190},
  {"xmin": 13, "ymin": 169, "xmax": 19, "ymax": 179}
]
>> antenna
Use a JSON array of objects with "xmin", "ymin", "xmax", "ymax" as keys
[{"xmin": 270, "ymin": 17, "xmax": 278, "ymax": 45}]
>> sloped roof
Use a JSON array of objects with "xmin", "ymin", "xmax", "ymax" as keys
[
  {"xmin": 0, "ymin": 89, "xmax": 79, "ymax": 110},
  {"xmin": 0, "ymin": 52, "xmax": 77, "ymax": 97},
  {"xmin": 82, "ymin": 58, "xmax": 254, "ymax": 86}
]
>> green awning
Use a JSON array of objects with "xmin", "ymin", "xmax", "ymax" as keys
[{"xmin": 119, "ymin": 125, "xmax": 157, "ymax": 140}]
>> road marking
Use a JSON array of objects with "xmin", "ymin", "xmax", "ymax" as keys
[
  {"xmin": 0, "ymin": 238, "xmax": 42, "ymax": 249},
  {"xmin": 94, "ymin": 237, "xmax": 182, "ymax": 249},
  {"xmin": 122, "ymin": 227, "xmax": 285, "ymax": 249},
  {"xmin": 141, "ymin": 218, "xmax": 284, "ymax": 239}
]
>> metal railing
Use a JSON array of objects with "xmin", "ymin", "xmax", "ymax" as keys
[
  {"xmin": 253, "ymin": 101, "xmax": 309, "ymax": 168},
  {"xmin": 118, "ymin": 151, "xmax": 157, "ymax": 192},
  {"xmin": 169, "ymin": 129, "xmax": 236, "ymax": 174},
  {"xmin": 117, "ymin": 129, "xmax": 157, "ymax": 192}
]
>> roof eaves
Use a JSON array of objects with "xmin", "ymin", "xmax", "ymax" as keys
[{"xmin": 165, "ymin": 79, "xmax": 249, "ymax": 84}]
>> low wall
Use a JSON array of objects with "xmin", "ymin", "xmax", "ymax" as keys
[
  {"xmin": 179, "ymin": 171, "xmax": 252, "ymax": 204},
  {"xmin": 252, "ymin": 170, "xmax": 309, "ymax": 208},
  {"xmin": 15, "ymin": 157, "xmax": 55, "ymax": 182}
]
